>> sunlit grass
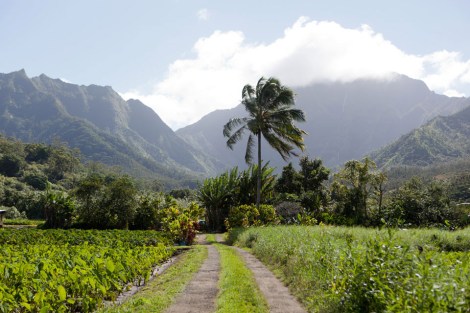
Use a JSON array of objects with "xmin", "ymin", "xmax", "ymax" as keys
[
  {"xmin": 206, "ymin": 235, "xmax": 268, "ymax": 313},
  {"xmin": 3, "ymin": 218, "xmax": 43, "ymax": 226},
  {"xmin": 231, "ymin": 225, "xmax": 470, "ymax": 312}
]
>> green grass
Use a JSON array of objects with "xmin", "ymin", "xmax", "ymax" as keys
[
  {"xmin": 206, "ymin": 234, "xmax": 269, "ymax": 313},
  {"xmin": 230, "ymin": 225, "xmax": 470, "ymax": 313},
  {"xmin": 97, "ymin": 245, "xmax": 207, "ymax": 313}
]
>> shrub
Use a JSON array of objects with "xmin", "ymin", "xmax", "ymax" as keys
[
  {"xmin": 225, "ymin": 204, "xmax": 279, "ymax": 229},
  {"xmin": 161, "ymin": 202, "xmax": 203, "ymax": 245},
  {"xmin": 1, "ymin": 206, "xmax": 26, "ymax": 219},
  {"xmin": 258, "ymin": 204, "xmax": 279, "ymax": 225}
]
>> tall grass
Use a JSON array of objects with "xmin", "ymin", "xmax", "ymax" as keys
[{"xmin": 230, "ymin": 226, "xmax": 470, "ymax": 312}]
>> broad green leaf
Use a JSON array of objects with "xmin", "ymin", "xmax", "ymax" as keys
[
  {"xmin": 106, "ymin": 259, "xmax": 115, "ymax": 273},
  {"xmin": 57, "ymin": 285, "xmax": 66, "ymax": 301}
]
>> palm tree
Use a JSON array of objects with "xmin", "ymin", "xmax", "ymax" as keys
[{"xmin": 223, "ymin": 76, "xmax": 306, "ymax": 209}]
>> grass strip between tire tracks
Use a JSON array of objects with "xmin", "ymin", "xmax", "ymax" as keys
[
  {"xmin": 206, "ymin": 234, "xmax": 269, "ymax": 313},
  {"xmin": 97, "ymin": 245, "xmax": 207, "ymax": 313}
]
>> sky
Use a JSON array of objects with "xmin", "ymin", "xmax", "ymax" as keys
[{"xmin": 1, "ymin": 0, "xmax": 470, "ymax": 130}]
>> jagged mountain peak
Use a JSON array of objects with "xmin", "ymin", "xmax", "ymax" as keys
[{"xmin": 0, "ymin": 70, "xmax": 222, "ymax": 185}]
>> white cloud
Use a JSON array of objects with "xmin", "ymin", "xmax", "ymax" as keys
[
  {"xmin": 123, "ymin": 17, "xmax": 470, "ymax": 130},
  {"xmin": 197, "ymin": 8, "xmax": 210, "ymax": 21},
  {"xmin": 59, "ymin": 77, "xmax": 72, "ymax": 83},
  {"xmin": 443, "ymin": 89, "xmax": 466, "ymax": 98}
]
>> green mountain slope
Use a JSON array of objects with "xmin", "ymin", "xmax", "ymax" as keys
[
  {"xmin": 0, "ymin": 70, "xmax": 222, "ymax": 185},
  {"xmin": 372, "ymin": 105, "xmax": 470, "ymax": 168}
]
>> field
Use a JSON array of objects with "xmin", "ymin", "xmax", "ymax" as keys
[
  {"xmin": 229, "ymin": 226, "xmax": 470, "ymax": 313},
  {"xmin": 0, "ymin": 229, "xmax": 174, "ymax": 312}
]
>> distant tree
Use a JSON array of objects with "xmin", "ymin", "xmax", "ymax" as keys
[
  {"xmin": 74, "ymin": 173, "xmax": 137, "ymax": 229},
  {"xmin": 168, "ymin": 188, "xmax": 196, "ymax": 200},
  {"xmin": 0, "ymin": 154, "xmax": 23, "ymax": 177},
  {"xmin": 383, "ymin": 177, "xmax": 452, "ymax": 227},
  {"xmin": 299, "ymin": 157, "xmax": 330, "ymax": 212},
  {"xmin": 105, "ymin": 176, "xmax": 137, "ymax": 230},
  {"xmin": 299, "ymin": 157, "xmax": 330, "ymax": 192},
  {"xmin": 275, "ymin": 162, "xmax": 302, "ymax": 195},
  {"xmin": 223, "ymin": 77, "xmax": 306, "ymax": 210},
  {"xmin": 331, "ymin": 158, "xmax": 386, "ymax": 224},
  {"xmin": 74, "ymin": 173, "xmax": 105, "ymax": 227},
  {"xmin": 23, "ymin": 171, "xmax": 49, "ymax": 190},
  {"xmin": 46, "ymin": 146, "xmax": 80, "ymax": 181},
  {"xmin": 25, "ymin": 144, "xmax": 51, "ymax": 163}
]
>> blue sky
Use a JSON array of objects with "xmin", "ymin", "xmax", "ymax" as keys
[{"xmin": 1, "ymin": 0, "xmax": 470, "ymax": 129}]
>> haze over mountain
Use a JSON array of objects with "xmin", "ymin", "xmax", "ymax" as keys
[
  {"xmin": 0, "ymin": 70, "xmax": 223, "ymax": 186},
  {"xmin": 177, "ymin": 74, "xmax": 470, "ymax": 171}
]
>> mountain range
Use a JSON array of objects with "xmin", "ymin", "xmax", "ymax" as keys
[
  {"xmin": 1, "ymin": 70, "xmax": 469, "ymax": 187},
  {"xmin": 0, "ymin": 70, "xmax": 222, "ymax": 187},
  {"xmin": 177, "ymin": 74, "xmax": 470, "ymax": 171}
]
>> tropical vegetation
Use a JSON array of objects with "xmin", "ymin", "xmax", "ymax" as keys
[
  {"xmin": 230, "ymin": 225, "xmax": 470, "ymax": 312},
  {"xmin": 0, "ymin": 229, "xmax": 173, "ymax": 312},
  {"xmin": 223, "ymin": 77, "xmax": 306, "ymax": 210},
  {"xmin": 199, "ymin": 156, "xmax": 469, "ymax": 230}
]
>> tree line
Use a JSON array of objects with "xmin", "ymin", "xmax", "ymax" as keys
[{"xmin": 198, "ymin": 156, "xmax": 469, "ymax": 231}]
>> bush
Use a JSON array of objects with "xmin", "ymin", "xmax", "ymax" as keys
[
  {"xmin": 225, "ymin": 204, "xmax": 279, "ymax": 229},
  {"xmin": 161, "ymin": 202, "xmax": 203, "ymax": 245},
  {"xmin": 258, "ymin": 204, "xmax": 279, "ymax": 225},
  {"xmin": 1, "ymin": 206, "xmax": 26, "ymax": 219}
]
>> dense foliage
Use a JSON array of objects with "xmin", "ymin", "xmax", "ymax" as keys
[
  {"xmin": 0, "ymin": 136, "xmax": 203, "ymax": 243},
  {"xmin": 0, "ymin": 136, "xmax": 82, "ymax": 219},
  {"xmin": 385, "ymin": 158, "xmax": 470, "ymax": 203},
  {"xmin": 0, "ymin": 229, "xmax": 174, "ymax": 312},
  {"xmin": 198, "ymin": 164, "xmax": 276, "ymax": 231},
  {"xmin": 224, "ymin": 204, "xmax": 279, "ymax": 229},
  {"xmin": 230, "ymin": 226, "xmax": 470, "ymax": 313},
  {"xmin": 199, "ymin": 156, "xmax": 469, "ymax": 229}
]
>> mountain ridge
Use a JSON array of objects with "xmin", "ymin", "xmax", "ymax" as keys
[
  {"xmin": 371, "ymin": 104, "xmax": 470, "ymax": 168},
  {"xmin": 177, "ymin": 74, "xmax": 470, "ymax": 171},
  {"xmin": 0, "ymin": 70, "xmax": 223, "ymax": 186}
]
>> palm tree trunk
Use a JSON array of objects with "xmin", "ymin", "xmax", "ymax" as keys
[{"xmin": 257, "ymin": 132, "xmax": 261, "ymax": 211}]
